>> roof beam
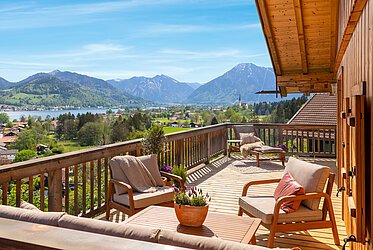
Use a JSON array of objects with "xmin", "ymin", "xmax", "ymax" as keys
[
  {"xmin": 255, "ymin": 0, "xmax": 282, "ymax": 75},
  {"xmin": 293, "ymin": 0, "xmax": 308, "ymax": 74},
  {"xmin": 334, "ymin": 0, "xmax": 368, "ymax": 71},
  {"xmin": 277, "ymin": 72, "xmax": 335, "ymax": 83}
]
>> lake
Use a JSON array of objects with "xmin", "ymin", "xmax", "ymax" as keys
[{"xmin": 3, "ymin": 108, "xmax": 119, "ymax": 121}]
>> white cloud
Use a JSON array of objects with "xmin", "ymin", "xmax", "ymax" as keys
[{"xmin": 159, "ymin": 48, "xmax": 266, "ymax": 60}]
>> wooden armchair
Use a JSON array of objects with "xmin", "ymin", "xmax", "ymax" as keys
[
  {"xmin": 238, "ymin": 157, "xmax": 340, "ymax": 248},
  {"xmin": 106, "ymin": 155, "xmax": 185, "ymax": 219}
]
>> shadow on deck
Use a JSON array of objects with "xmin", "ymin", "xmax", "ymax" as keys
[{"xmin": 101, "ymin": 155, "xmax": 345, "ymax": 250}]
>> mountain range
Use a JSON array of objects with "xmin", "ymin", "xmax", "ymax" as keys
[
  {"xmin": 186, "ymin": 63, "xmax": 276, "ymax": 105},
  {"xmin": 0, "ymin": 71, "xmax": 144, "ymax": 107},
  {"xmin": 0, "ymin": 63, "xmax": 279, "ymax": 107},
  {"xmin": 108, "ymin": 75, "xmax": 197, "ymax": 104}
]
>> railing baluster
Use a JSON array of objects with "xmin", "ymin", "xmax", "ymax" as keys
[
  {"xmin": 64, "ymin": 167, "xmax": 69, "ymax": 213},
  {"xmin": 82, "ymin": 162, "xmax": 87, "ymax": 215},
  {"xmin": 97, "ymin": 159, "xmax": 102, "ymax": 207},
  {"xmin": 2, "ymin": 182, "xmax": 8, "ymax": 205},
  {"xmin": 16, "ymin": 179, "xmax": 21, "ymax": 207},
  {"xmin": 90, "ymin": 161, "xmax": 94, "ymax": 211},
  {"xmin": 104, "ymin": 157, "xmax": 109, "ymax": 207},
  {"xmin": 40, "ymin": 173, "xmax": 45, "ymax": 211},
  {"xmin": 28, "ymin": 175, "xmax": 33, "ymax": 204},
  {"xmin": 74, "ymin": 165, "xmax": 79, "ymax": 216}
]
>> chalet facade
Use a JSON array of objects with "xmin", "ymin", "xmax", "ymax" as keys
[{"xmin": 256, "ymin": 0, "xmax": 373, "ymax": 248}]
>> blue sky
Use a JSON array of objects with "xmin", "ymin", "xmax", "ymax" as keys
[{"xmin": 0, "ymin": 0, "xmax": 271, "ymax": 83}]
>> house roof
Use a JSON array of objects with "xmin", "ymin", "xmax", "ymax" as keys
[
  {"xmin": 0, "ymin": 136, "xmax": 17, "ymax": 143},
  {"xmin": 288, "ymin": 93, "xmax": 337, "ymax": 125},
  {"xmin": 255, "ymin": 0, "xmax": 338, "ymax": 96}
]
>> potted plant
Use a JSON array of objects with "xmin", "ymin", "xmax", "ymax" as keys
[
  {"xmin": 174, "ymin": 186, "xmax": 211, "ymax": 227},
  {"xmin": 160, "ymin": 165, "xmax": 173, "ymax": 186}
]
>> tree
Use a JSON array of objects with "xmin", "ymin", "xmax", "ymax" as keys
[
  {"xmin": 78, "ymin": 122, "xmax": 104, "ymax": 146},
  {"xmin": 0, "ymin": 113, "xmax": 9, "ymax": 124},
  {"xmin": 111, "ymin": 117, "xmax": 130, "ymax": 142},
  {"xmin": 10, "ymin": 129, "xmax": 38, "ymax": 151},
  {"xmin": 230, "ymin": 113, "xmax": 242, "ymax": 123},
  {"xmin": 15, "ymin": 150, "xmax": 37, "ymax": 162},
  {"xmin": 77, "ymin": 112, "xmax": 96, "ymax": 130},
  {"xmin": 64, "ymin": 119, "xmax": 78, "ymax": 140},
  {"xmin": 142, "ymin": 124, "xmax": 165, "ymax": 155},
  {"xmin": 210, "ymin": 116, "xmax": 219, "ymax": 125}
]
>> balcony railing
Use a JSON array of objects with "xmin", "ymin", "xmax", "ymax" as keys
[
  {"xmin": 227, "ymin": 124, "xmax": 336, "ymax": 157},
  {"xmin": 0, "ymin": 123, "xmax": 335, "ymax": 218}
]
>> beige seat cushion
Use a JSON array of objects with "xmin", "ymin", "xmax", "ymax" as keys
[
  {"xmin": 239, "ymin": 196, "xmax": 323, "ymax": 225},
  {"xmin": 20, "ymin": 201, "xmax": 41, "ymax": 211},
  {"xmin": 113, "ymin": 186, "xmax": 174, "ymax": 209},
  {"xmin": 253, "ymin": 145, "xmax": 285, "ymax": 153},
  {"xmin": 158, "ymin": 229, "xmax": 275, "ymax": 250},
  {"xmin": 58, "ymin": 214, "xmax": 160, "ymax": 243},
  {"xmin": 285, "ymin": 157, "xmax": 330, "ymax": 210},
  {"xmin": 0, "ymin": 205, "xmax": 65, "ymax": 226}
]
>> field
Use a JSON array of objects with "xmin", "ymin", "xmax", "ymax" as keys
[
  {"xmin": 163, "ymin": 127, "xmax": 193, "ymax": 134},
  {"xmin": 58, "ymin": 140, "xmax": 94, "ymax": 153}
]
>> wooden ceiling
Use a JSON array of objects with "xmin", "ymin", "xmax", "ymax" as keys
[{"xmin": 255, "ymin": 0, "xmax": 338, "ymax": 97}]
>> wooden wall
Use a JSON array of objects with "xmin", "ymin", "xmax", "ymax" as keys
[{"xmin": 337, "ymin": 0, "xmax": 372, "ymax": 249}]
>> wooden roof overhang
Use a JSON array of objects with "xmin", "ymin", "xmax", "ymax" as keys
[{"xmin": 255, "ymin": 0, "xmax": 338, "ymax": 97}]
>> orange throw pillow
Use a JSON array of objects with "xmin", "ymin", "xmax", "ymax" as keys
[{"xmin": 274, "ymin": 172, "xmax": 305, "ymax": 213}]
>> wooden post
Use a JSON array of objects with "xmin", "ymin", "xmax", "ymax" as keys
[
  {"xmin": 135, "ymin": 145, "xmax": 141, "ymax": 156},
  {"xmin": 278, "ymin": 126, "xmax": 283, "ymax": 145},
  {"xmin": 206, "ymin": 133, "xmax": 211, "ymax": 164},
  {"xmin": 223, "ymin": 126, "xmax": 228, "ymax": 155},
  {"xmin": 48, "ymin": 169, "xmax": 62, "ymax": 212}
]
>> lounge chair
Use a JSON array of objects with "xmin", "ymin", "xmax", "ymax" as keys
[
  {"xmin": 238, "ymin": 157, "xmax": 339, "ymax": 248},
  {"xmin": 228, "ymin": 125, "xmax": 285, "ymax": 166},
  {"xmin": 106, "ymin": 154, "xmax": 184, "ymax": 219}
]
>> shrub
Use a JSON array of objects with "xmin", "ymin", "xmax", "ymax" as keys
[
  {"xmin": 15, "ymin": 150, "xmax": 37, "ymax": 162},
  {"xmin": 171, "ymin": 165, "xmax": 188, "ymax": 183},
  {"xmin": 51, "ymin": 146, "xmax": 64, "ymax": 154}
]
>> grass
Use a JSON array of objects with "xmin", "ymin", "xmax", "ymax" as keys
[
  {"xmin": 58, "ymin": 140, "xmax": 94, "ymax": 153},
  {"xmin": 163, "ymin": 127, "xmax": 193, "ymax": 134}
]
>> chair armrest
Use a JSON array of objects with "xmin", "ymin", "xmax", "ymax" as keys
[
  {"xmin": 109, "ymin": 179, "xmax": 135, "ymax": 210},
  {"xmin": 276, "ymin": 192, "xmax": 329, "ymax": 205},
  {"xmin": 160, "ymin": 171, "xmax": 185, "ymax": 190},
  {"xmin": 272, "ymin": 192, "xmax": 331, "ymax": 222},
  {"xmin": 241, "ymin": 178, "xmax": 282, "ymax": 196},
  {"xmin": 110, "ymin": 179, "xmax": 133, "ymax": 192}
]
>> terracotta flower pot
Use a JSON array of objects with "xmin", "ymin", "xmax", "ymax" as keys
[{"xmin": 174, "ymin": 203, "xmax": 209, "ymax": 227}]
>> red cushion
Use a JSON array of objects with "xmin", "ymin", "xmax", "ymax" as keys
[{"xmin": 274, "ymin": 172, "xmax": 305, "ymax": 213}]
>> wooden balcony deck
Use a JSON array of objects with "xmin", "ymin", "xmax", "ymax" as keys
[{"xmin": 103, "ymin": 155, "xmax": 345, "ymax": 250}]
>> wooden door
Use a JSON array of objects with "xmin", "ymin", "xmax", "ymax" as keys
[{"xmin": 345, "ymin": 95, "xmax": 366, "ymax": 248}]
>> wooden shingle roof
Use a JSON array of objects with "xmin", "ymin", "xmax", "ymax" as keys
[{"xmin": 288, "ymin": 93, "xmax": 336, "ymax": 125}]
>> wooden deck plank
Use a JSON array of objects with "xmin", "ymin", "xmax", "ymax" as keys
[{"xmin": 99, "ymin": 156, "xmax": 345, "ymax": 250}]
